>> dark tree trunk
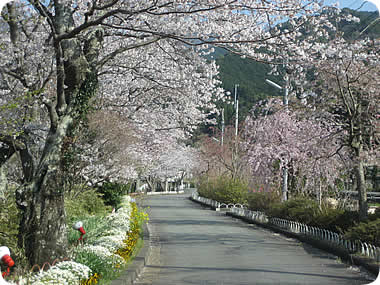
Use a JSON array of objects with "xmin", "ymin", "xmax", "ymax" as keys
[
  {"xmin": 351, "ymin": 108, "xmax": 368, "ymax": 221},
  {"xmin": 16, "ymin": 116, "xmax": 73, "ymax": 266},
  {"xmin": 354, "ymin": 149, "xmax": 368, "ymax": 221},
  {"xmin": 17, "ymin": 181, "xmax": 67, "ymax": 267}
]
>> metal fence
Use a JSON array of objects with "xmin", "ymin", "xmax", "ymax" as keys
[
  {"xmin": 191, "ymin": 192, "xmax": 380, "ymax": 262},
  {"xmin": 340, "ymin": 191, "xmax": 380, "ymax": 203}
]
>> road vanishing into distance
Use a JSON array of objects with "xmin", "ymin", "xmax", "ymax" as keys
[{"xmin": 135, "ymin": 192, "xmax": 375, "ymax": 285}]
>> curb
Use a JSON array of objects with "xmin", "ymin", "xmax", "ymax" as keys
[
  {"xmin": 111, "ymin": 222, "xmax": 151, "ymax": 285},
  {"xmin": 190, "ymin": 196, "xmax": 380, "ymax": 276}
]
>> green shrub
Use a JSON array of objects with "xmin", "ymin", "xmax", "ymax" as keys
[
  {"xmin": 344, "ymin": 219, "xmax": 380, "ymax": 247},
  {"xmin": 287, "ymin": 199, "xmax": 320, "ymax": 224},
  {"xmin": 197, "ymin": 177, "xmax": 214, "ymax": 200},
  {"xmin": 267, "ymin": 198, "xmax": 360, "ymax": 232},
  {"xmin": 326, "ymin": 209, "xmax": 359, "ymax": 232},
  {"xmin": 197, "ymin": 176, "xmax": 248, "ymax": 204},
  {"xmin": 312, "ymin": 207, "xmax": 346, "ymax": 232},
  {"xmin": 247, "ymin": 191, "xmax": 280, "ymax": 212},
  {"xmin": 0, "ymin": 190, "xmax": 20, "ymax": 250},
  {"xmin": 213, "ymin": 177, "xmax": 248, "ymax": 204},
  {"xmin": 96, "ymin": 182, "xmax": 131, "ymax": 208},
  {"xmin": 368, "ymin": 207, "xmax": 380, "ymax": 221},
  {"xmin": 73, "ymin": 245, "xmax": 125, "ymax": 281},
  {"xmin": 268, "ymin": 198, "xmax": 320, "ymax": 225},
  {"xmin": 65, "ymin": 188, "xmax": 111, "ymax": 220},
  {"xmin": 266, "ymin": 202, "xmax": 286, "ymax": 219},
  {"xmin": 0, "ymin": 189, "xmax": 29, "ymax": 271},
  {"xmin": 307, "ymin": 207, "xmax": 357, "ymax": 233}
]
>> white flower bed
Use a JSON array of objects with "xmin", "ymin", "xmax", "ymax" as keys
[
  {"xmin": 105, "ymin": 207, "xmax": 131, "ymax": 233},
  {"xmin": 74, "ymin": 244, "xmax": 126, "ymax": 268},
  {"xmin": 92, "ymin": 233, "xmax": 126, "ymax": 251},
  {"xmin": 26, "ymin": 261, "xmax": 92, "ymax": 285},
  {"xmin": 16, "ymin": 195, "xmax": 133, "ymax": 284}
]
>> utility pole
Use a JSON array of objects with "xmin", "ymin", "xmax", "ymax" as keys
[
  {"xmin": 233, "ymin": 84, "xmax": 239, "ymax": 180},
  {"xmin": 234, "ymin": 84, "xmax": 239, "ymax": 138},
  {"xmin": 221, "ymin": 108, "xmax": 224, "ymax": 146},
  {"xmin": 265, "ymin": 78, "xmax": 289, "ymax": 202}
]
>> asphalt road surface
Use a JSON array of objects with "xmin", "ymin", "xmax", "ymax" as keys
[{"xmin": 135, "ymin": 193, "xmax": 375, "ymax": 285}]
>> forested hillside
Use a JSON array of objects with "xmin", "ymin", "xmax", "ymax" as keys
[{"xmin": 216, "ymin": 54, "xmax": 278, "ymax": 125}]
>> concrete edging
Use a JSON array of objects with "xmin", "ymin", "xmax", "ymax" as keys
[
  {"xmin": 190, "ymin": 196, "xmax": 380, "ymax": 276},
  {"xmin": 111, "ymin": 222, "xmax": 151, "ymax": 285}
]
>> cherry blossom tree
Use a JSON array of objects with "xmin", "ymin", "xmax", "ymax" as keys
[
  {"xmin": 307, "ymin": 39, "xmax": 379, "ymax": 220},
  {"xmin": 0, "ymin": 0, "xmax": 329, "ymax": 266},
  {"xmin": 270, "ymin": 10, "xmax": 380, "ymax": 219},
  {"xmin": 244, "ymin": 99, "xmax": 346, "ymax": 202},
  {"xmin": 152, "ymin": 143, "xmax": 200, "ymax": 191},
  {"xmin": 76, "ymin": 110, "xmax": 139, "ymax": 186}
]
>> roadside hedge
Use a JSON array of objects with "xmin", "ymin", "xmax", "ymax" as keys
[{"xmin": 197, "ymin": 176, "xmax": 248, "ymax": 205}]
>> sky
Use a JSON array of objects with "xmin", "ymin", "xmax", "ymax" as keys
[{"xmin": 325, "ymin": 0, "xmax": 379, "ymax": 12}]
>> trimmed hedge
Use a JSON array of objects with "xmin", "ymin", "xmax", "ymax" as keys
[
  {"xmin": 198, "ymin": 176, "xmax": 248, "ymax": 205},
  {"xmin": 247, "ymin": 191, "xmax": 280, "ymax": 212},
  {"xmin": 344, "ymin": 219, "xmax": 380, "ymax": 247}
]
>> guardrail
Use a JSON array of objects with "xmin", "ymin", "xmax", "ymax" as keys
[
  {"xmin": 191, "ymin": 192, "xmax": 380, "ymax": 263},
  {"xmin": 339, "ymin": 191, "xmax": 380, "ymax": 202},
  {"xmin": 191, "ymin": 192, "xmax": 247, "ymax": 210},
  {"xmin": 147, "ymin": 190, "xmax": 185, "ymax": 195}
]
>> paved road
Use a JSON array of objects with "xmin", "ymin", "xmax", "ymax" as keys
[{"xmin": 135, "ymin": 193, "xmax": 374, "ymax": 285}]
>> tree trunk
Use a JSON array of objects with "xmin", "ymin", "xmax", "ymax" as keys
[
  {"xmin": 350, "ymin": 99, "xmax": 367, "ymax": 221},
  {"xmin": 16, "ymin": 116, "xmax": 73, "ymax": 267},
  {"xmin": 355, "ymin": 156, "xmax": 368, "ymax": 221},
  {"xmin": 17, "ymin": 182, "xmax": 67, "ymax": 267},
  {"xmin": 146, "ymin": 176, "xmax": 157, "ymax": 192}
]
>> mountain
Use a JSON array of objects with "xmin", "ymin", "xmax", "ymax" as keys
[
  {"xmin": 215, "ymin": 54, "xmax": 280, "ymax": 126},
  {"xmin": 338, "ymin": 8, "xmax": 380, "ymax": 40}
]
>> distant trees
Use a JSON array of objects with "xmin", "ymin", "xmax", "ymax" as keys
[{"xmin": 216, "ymin": 54, "xmax": 275, "ymax": 124}]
